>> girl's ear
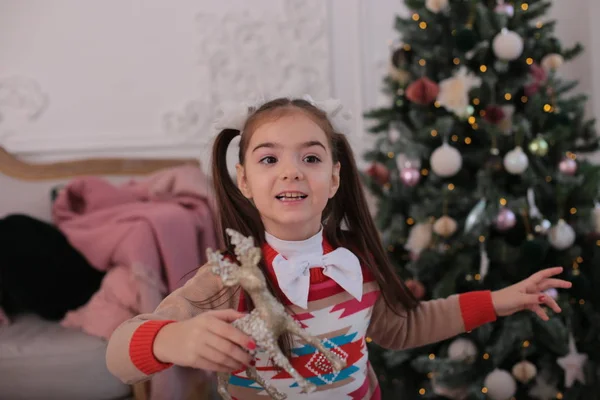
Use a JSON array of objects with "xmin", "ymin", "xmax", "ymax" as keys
[
  {"xmin": 236, "ymin": 163, "xmax": 252, "ymax": 199},
  {"xmin": 329, "ymin": 161, "xmax": 341, "ymax": 198}
]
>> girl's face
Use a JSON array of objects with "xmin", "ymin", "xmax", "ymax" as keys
[{"xmin": 236, "ymin": 111, "xmax": 340, "ymax": 241}]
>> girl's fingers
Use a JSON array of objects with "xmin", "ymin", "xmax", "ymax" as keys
[
  {"xmin": 529, "ymin": 304, "xmax": 550, "ymax": 321},
  {"xmin": 524, "ymin": 293, "xmax": 545, "ymax": 307},
  {"xmin": 207, "ymin": 317, "xmax": 255, "ymax": 352},
  {"xmin": 530, "ymin": 267, "xmax": 564, "ymax": 283},
  {"xmin": 201, "ymin": 340, "xmax": 246, "ymax": 371},
  {"xmin": 193, "ymin": 355, "xmax": 242, "ymax": 373},
  {"xmin": 205, "ymin": 333, "xmax": 253, "ymax": 367},
  {"xmin": 537, "ymin": 278, "xmax": 572, "ymax": 292},
  {"xmin": 541, "ymin": 294, "xmax": 561, "ymax": 313}
]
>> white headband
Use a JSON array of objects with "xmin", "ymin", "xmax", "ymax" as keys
[{"xmin": 213, "ymin": 94, "xmax": 352, "ymax": 135}]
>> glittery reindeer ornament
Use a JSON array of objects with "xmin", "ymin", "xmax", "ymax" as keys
[{"xmin": 206, "ymin": 229, "xmax": 347, "ymax": 400}]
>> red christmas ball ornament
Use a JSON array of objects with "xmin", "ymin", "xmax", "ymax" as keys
[
  {"xmin": 483, "ymin": 105, "xmax": 506, "ymax": 124},
  {"xmin": 366, "ymin": 162, "xmax": 391, "ymax": 186},
  {"xmin": 406, "ymin": 77, "xmax": 439, "ymax": 105},
  {"xmin": 400, "ymin": 167, "xmax": 421, "ymax": 187},
  {"xmin": 524, "ymin": 63, "xmax": 548, "ymax": 96}
]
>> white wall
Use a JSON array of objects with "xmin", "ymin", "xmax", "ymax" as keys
[{"xmin": 0, "ymin": 0, "xmax": 597, "ymax": 168}]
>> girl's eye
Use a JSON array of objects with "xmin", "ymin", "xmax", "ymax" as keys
[
  {"xmin": 304, "ymin": 155, "xmax": 321, "ymax": 163},
  {"xmin": 260, "ymin": 156, "xmax": 277, "ymax": 164}
]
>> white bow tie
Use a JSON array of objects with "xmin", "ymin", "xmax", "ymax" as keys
[{"xmin": 272, "ymin": 247, "xmax": 363, "ymax": 309}]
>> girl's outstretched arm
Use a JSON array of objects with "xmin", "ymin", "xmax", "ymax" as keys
[
  {"xmin": 105, "ymin": 264, "xmax": 239, "ymax": 384},
  {"xmin": 367, "ymin": 290, "xmax": 496, "ymax": 350},
  {"xmin": 367, "ymin": 266, "xmax": 570, "ymax": 350}
]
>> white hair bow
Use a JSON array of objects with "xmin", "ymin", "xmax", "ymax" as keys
[
  {"xmin": 213, "ymin": 101, "xmax": 254, "ymax": 132},
  {"xmin": 212, "ymin": 95, "xmax": 352, "ymax": 135},
  {"xmin": 302, "ymin": 94, "xmax": 353, "ymax": 134}
]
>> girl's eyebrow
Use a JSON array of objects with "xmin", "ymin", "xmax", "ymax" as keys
[{"xmin": 251, "ymin": 140, "xmax": 326, "ymax": 153}]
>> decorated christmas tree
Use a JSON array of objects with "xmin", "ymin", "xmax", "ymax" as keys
[{"xmin": 363, "ymin": 0, "xmax": 600, "ymax": 399}]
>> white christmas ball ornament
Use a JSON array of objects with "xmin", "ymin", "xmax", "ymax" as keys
[
  {"xmin": 548, "ymin": 219, "xmax": 576, "ymax": 250},
  {"xmin": 541, "ymin": 53, "xmax": 564, "ymax": 71},
  {"xmin": 430, "ymin": 143, "xmax": 462, "ymax": 177},
  {"xmin": 448, "ymin": 338, "xmax": 478, "ymax": 362},
  {"xmin": 512, "ymin": 360, "xmax": 537, "ymax": 384},
  {"xmin": 503, "ymin": 146, "xmax": 529, "ymax": 174},
  {"xmin": 484, "ymin": 369, "xmax": 517, "ymax": 400},
  {"xmin": 493, "ymin": 29, "xmax": 524, "ymax": 61},
  {"xmin": 433, "ymin": 216, "xmax": 458, "ymax": 238},
  {"xmin": 425, "ymin": 0, "xmax": 448, "ymax": 13},
  {"xmin": 404, "ymin": 222, "xmax": 433, "ymax": 257}
]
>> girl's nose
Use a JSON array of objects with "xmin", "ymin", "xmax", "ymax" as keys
[{"xmin": 280, "ymin": 161, "xmax": 304, "ymax": 181}]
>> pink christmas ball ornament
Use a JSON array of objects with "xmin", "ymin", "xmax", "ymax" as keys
[
  {"xmin": 494, "ymin": 207, "xmax": 517, "ymax": 231},
  {"xmin": 558, "ymin": 157, "xmax": 577, "ymax": 176},
  {"xmin": 400, "ymin": 167, "xmax": 421, "ymax": 187}
]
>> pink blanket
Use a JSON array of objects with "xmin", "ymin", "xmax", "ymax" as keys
[{"xmin": 53, "ymin": 164, "xmax": 218, "ymax": 339}]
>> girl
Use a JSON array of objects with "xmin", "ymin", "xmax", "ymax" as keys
[{"xmin": 106, "ymin": 96, "xmax": 571, "ymax": 400}]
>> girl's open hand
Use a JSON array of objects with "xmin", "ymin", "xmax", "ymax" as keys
[{"xmin": 491, "ymin": 267, "xmax": 572, "ymax": 321}]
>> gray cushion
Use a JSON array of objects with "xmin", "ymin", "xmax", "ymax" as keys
[{"xmin": 0, "ymin": 314, "xmax": 131, "ymax": 400}]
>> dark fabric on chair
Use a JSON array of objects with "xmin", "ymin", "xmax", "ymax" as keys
[{"xmin": 0, "ymin": 214, "xmax": 104, "ymax": 320}]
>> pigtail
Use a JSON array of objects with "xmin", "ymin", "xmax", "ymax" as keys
[
  {"xmin": 325, "ymin": 134, "xmax": 419, "ymax": 313},
  {"xmin": 211, "ymin": 129, "xmax": 265, "ymax": 246},
  {"xmin": 210, "ymin": 127, "xmax": 295, "ymax": 356}
]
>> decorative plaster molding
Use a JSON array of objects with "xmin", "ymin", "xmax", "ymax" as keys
[
  {"xmin": 163, "ymin": 0, "xmax": 331, "ymax": 139},
  {"xmin": 0, "ymin": 76, "xmax": 48, "ymax": 141},
  {"xmin": 4, "ymin": 0, "xmax": 332, "ymax": 158}
]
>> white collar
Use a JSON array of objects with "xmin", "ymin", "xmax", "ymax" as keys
[{"xmin": 264, "ymin": 228, "xmax": 324, "ymax": 259}]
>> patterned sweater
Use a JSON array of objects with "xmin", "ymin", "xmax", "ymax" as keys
[{"xmin": 106, "ymin": 238, "xmax": 497, "ymax": 399}]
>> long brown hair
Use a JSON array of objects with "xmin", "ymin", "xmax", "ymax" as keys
[{"xmin": 208, "ymin": 98, "xmax": 418, "ymax": 352}]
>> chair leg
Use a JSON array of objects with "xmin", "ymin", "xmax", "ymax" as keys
[{"xmin": 132, "ymin": 381, "xmax": 150, "ymax": 400}]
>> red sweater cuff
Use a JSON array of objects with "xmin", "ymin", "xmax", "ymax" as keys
[
  {"xmin": 458, "ymin": 291, "xmax": 497, "ymax": 332},
  {"xmin": 129, "ymin": 320, "xmax": 176, "ymax": 375}
]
